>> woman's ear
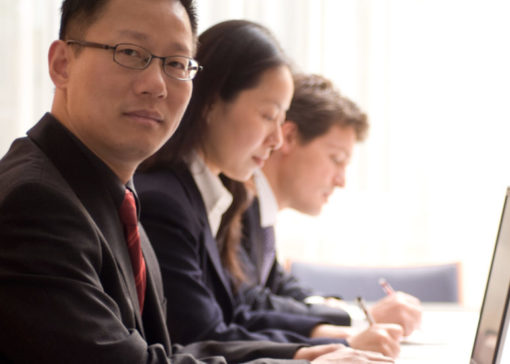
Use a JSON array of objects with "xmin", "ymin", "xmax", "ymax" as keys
[
  {"xmin": 279, "ymin": 120, "xmax": 299, "ymax": 154},
  {"xmin": 48, "ymin": 40, "xmax": 71, "ymax": 89},
  {"xmin": 203, "ymin": 97, "xmax": 223, "ymax": 125}
]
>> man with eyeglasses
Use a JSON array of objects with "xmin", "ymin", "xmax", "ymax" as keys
[
  {"xmin": 0, "ymin": 0, "xmax": 394, "ymax": 364},
  {"xmin": 65, "ymin": 40, "xmax": 202, "ymax": 81}
]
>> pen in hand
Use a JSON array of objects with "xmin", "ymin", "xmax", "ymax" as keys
[
  {"xmin": 356, "ymin": 296, "xmax": 375, "ymax": 326},
  {"xmin": 379, "ymin": 277, "xmax": 395, "ymax": 295}
]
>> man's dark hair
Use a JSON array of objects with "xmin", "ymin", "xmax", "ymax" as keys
[
  {"xmin": 59, "ymin": 0, "xmax": 197, "ymax": 40},
  {"xmin": 287, "ymin": 73, "xmax": 369, "ymax": 143}
]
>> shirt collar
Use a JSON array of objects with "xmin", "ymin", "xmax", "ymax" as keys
[
  {"xmin": 188, "ymin": 154, "xmax": 233, "ymax": 237},
  {"xmin": 253, "ymin": 168, "xmax": 278, "ymax": 227}
]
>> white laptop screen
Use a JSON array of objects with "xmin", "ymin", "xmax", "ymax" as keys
[
  {"xmin": 471, "ymin": 188, "xmax": 510, "ymax": 364},
  {"xmin": 495, "ymin": 292, "xmax": 510, "ymax": 363}
]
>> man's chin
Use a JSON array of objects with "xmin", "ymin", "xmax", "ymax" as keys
[{"xmin": 300, "ymin": 204, "xmax": 323, "ymax": 217}]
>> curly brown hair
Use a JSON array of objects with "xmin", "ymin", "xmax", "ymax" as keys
[{"xmin": 287, "ymin": 73, "xmax": 369, "ymax": 144}]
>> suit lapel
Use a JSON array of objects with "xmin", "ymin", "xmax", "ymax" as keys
[
  {"xmin": 250, "ymin": 199, "xmax": 274, "ymax": 285},
  {"xmin": 139, "ymin": 226, "xmax": 171, "ymax": 347},
  {"xmin": 176, "ymin": 166, "xmax": 235, "ymax": 303},
  {"xmin": 107, "ymin": 216, "xmax": 146, "ymax": 332},
  {"xmin": 27, "ymin": 114, "xmax": 145, "ymax": 333},
  {"xmin": 202, "ymin": 225, "xmax": 235, "ymax": 302}
]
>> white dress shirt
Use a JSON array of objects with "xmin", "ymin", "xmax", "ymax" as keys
[{"xmin": 188, "ymin": 154, "xmax": 232, "ymax": 238}]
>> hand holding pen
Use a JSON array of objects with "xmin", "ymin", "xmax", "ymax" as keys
[
  {"xmin": 369, "ymin": 278, "xmax": 423, "ymax": 336},
  {"xmin": 348, "ymin": 296, "xmax": 402, "ymax": 358},
  {"xmin": 356, "ymin": 296, "xmax": 375, "ymax": 326}
]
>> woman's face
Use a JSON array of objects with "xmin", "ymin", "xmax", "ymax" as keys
[{"xmin": 201, "ymin": 65, "xmax": 294, "ymax": 181}]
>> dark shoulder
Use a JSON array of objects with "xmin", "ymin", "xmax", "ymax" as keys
[
  {"xmin": 0, "ymin": 137, "xmax": 73, "ymax": 202},
  {"xmin": 135, "ymin": 165, "xmax": 206, "ymax": 233},
  {"xmin": 0, "ymin": 139, "xmax": 101, "ymax": 268},
  {"xmin": 136, "ymin": 167, "xmax": 186, "ymax": 198},
  {"xmin": 135, "ymin": 164, "xmax": 199, "ymax": 207}
]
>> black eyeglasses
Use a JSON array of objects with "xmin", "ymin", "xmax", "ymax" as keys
[{"xmin": 66, "ymin": 40, "xmax": 202, "ymax": 81}]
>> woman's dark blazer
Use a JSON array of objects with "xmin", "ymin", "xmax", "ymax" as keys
[{"xmin": 135, "ymin": 164, "xmax": 345, "ymax": 347}]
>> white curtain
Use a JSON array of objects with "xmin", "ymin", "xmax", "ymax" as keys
[
  {"xmin": 2, "ymin": 0, "xmax": 510, "ymax": 308},
  {"xmin": 0, "ymin": 0, "xmax": 60, "ymax": 155},
  {"xmin": 196, "ymin": 0, "xmax": 510, "ymax": 308}
]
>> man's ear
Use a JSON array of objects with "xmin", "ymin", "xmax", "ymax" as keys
[
  {"xmin": 279, "ymin": 120, "xmax": 299, "ymax": 154},
  {"xmin": 48, "ymin": 40, "xmax": 71, "ymax": 89}
]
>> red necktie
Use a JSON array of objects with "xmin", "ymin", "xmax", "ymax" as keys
[{"xmin": 119, "ymin": 189, "xmax": 146, "ymax": 313}]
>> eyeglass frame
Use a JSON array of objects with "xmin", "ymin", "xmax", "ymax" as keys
[{"xmin": 66, "ymin": 39, "xmax": 202, "ymax": 81}]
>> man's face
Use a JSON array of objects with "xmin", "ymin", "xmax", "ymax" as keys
[
  {"xmin": 275, "ymin": 124, "xmax": 356, "ymax": 215},
  {"xmin": 56, "ymin": 0, "xmax": 194, "ymax": 177}
]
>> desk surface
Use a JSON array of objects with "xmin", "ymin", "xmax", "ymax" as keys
[{"xmin": 396, "ymin": 304, "xmax": 479, "ymax": 364}]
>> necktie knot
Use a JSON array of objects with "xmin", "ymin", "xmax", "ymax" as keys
[{"xmin": 119, "ymin": 188, "xmax": 146, "ymax": 313}]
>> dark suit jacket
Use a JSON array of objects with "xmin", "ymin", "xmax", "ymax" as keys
[
  {"xmin": 135, "ymin": 166, "xmax": 346, "ymax": 348},
  {"xmin": 0, "ymin": 114, "xmax": 306, "ymax": 364},
  {"xmin": 239, "ymin": 198, "xmax": 351, "ymax": 326}
]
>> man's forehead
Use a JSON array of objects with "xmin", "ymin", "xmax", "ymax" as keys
[
  {"xmin": 84, "ymin": 0, "xmax": 193, "ymax": 53},
  {"xmin": 317, "ymin": 126, "xmax": 356, "ymax": 149},
  {"xmin": 114, "ymin": 29, "xmax": 192, "ymax": 54}
]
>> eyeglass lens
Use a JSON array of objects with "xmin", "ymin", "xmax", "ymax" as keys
[{"xmin": 113, "ymin": 44, "xmax": 198, "ymax": 80}]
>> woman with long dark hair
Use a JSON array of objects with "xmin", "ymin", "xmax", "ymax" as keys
[{"xmin": 135, "ymin": 19, "xmax": 401, "ymax": 357}]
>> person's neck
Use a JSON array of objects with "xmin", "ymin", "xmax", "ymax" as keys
[
  {"xmin": 50, "ymin": 106, "xmax": 135, "ymax": 185},
  {"xmin": 101, "ymin": 159, "xmax": 135, "ymax": 185},
  {"xmin": 261, "ymin": 165, "xmax": 286, "ymax": 211},
  {"xmin": 196, "ymin": 149, "xmax": 220, "ymax": 176}
]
